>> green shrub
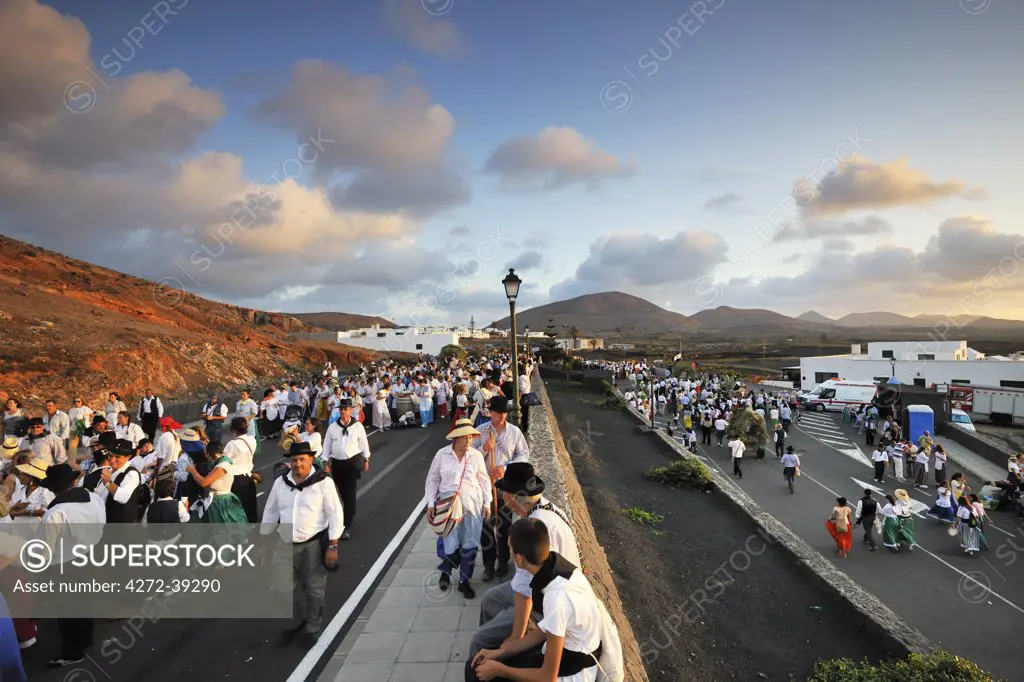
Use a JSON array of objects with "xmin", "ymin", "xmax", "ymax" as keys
[
  {"xmin": 726, "ymin": 407, "xmax": 768, "ymax": 449},
  {"xmin": 808, "ymin": 651, "xmax": 997, "ymax": 682},
  {"xmin": 645, "ymin": 458, "xmax": 713, "ymax": 490},
  {"xmin": 623, "ymin": 507, "xmax": 663, "ymax": 525},
  {"xmin": 438, "ymin": 344, "xmax": 467, "ymax": 365},
  {"xmin": 600, "ymin": 379, "xmax": 614, "ymax": 396},
  {"xmin": 594, "ymin": 395, "xmax": 626, "ymax": 410}
]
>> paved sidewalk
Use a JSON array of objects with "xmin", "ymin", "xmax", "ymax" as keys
[
  {"xmin": 934, "ymin": 434, "xmax": 1007, "ymax": 483},
  {"xmin": 320, "ymin": 518, "xmax": 511, "ymax": 682}
]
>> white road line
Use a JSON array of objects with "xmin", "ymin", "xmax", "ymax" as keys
[
  {"xmin": 818, "ymin": 437, "xmax": 857, "ymax": 448},
  {"xmin": 285, "ymin": 498, "xmax": 427, "ymax": 682},
  {"xmin": 799, "ymin": 423, "xmax": 844, "ymax": 435}
]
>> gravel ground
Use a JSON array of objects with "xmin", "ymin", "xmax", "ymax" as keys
[{"xmin": 546, "ymin": 380, "xmax": 901, "ymax": 682}]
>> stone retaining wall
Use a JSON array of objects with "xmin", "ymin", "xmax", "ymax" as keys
[{"xmin": 527, "ymin": 371, "xmax": 650, "ymax": 682}]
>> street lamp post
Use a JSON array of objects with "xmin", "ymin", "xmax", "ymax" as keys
[{"xmin": 503, "ymin": 268, "xmax": 522, "ymax": 426}]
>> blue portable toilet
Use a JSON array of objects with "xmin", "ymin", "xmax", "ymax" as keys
[{"xmin": 904, "ymin": 404, "xmax": 935, "ymax": 445}]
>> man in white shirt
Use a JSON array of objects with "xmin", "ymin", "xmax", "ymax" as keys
[
  {"xmin": 469, "ymin": 518, "xmax": 612, "ymax": 682},
  {"xmin": 224, "ymin": 417, "xmax": 258, "ymax": 522},
  {"xmin": 872, "ymin": 446, "xmax": 889, "ymax": 483},
  {"xmin": 21, "ymin": 417, "xmax": 71, "ymax": 468},
  {"xmin": 201, "ymin": 394, "xmax": 229, "ymax": 444},
  {"xmin": 113, "ymin": 412, "xmax": 146, "ymax": 449},
  {"xmin": 38, "ymin": 463, "xmax": 105, "ymax": 667},
  {"xmin": 473, "ymin": 396, "xmax": 530, "ymax": 581},
  {"xmin": 517, "ymin": 367, "xmax": 532, "ymax": 433},
  {"xmin": 322, "ymin": 398, "xmax": 369, "ymax": 540},
  {"xmin": 714, "ymin": 416, "xmax": 728, "ymax": 446},
  {"xmin": 136, "ymin": 389, "xmax": 163, "ymax": 441},
  {"xmin": 43, "ymin": 400, "xmax": 71, "ymax": 448},
  {"xmin": 261, "ymin": 441, "xmax": 344, "ymax": 649},
  {"xmin": 100, "ymin": 439, "xmax": 143, "ymax": 523},
  {"xmin": 728, "ymin": 437, "xmax": 745, "ymax": 478},
  {"xmin": 470, "ymin": 463, "xmax": 580, "ymax": 661}
]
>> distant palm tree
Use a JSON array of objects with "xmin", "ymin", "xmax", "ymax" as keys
[{"xmin": 569, "ymin": 326, "xmax": 581, "ymax": 341}]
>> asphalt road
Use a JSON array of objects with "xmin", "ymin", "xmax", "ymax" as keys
[
  {"xmin": 637, "ymin": 386, "xmax": 1024, "ymax": 681},
  {"xmin": 21, "ymin": 421, "xmax": 445, "ymax": 682}
]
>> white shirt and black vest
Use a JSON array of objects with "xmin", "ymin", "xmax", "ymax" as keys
[
  {"xmin": 138, "ymin": 396, "xmax": 163, "ymax": 421},
  {"xmin": 106, "ymin": 462, "xmax": 143, "ymax": 523},
  {"xmin": 40, "ymin": 487, "xmax": 106, "ymax": 561}
]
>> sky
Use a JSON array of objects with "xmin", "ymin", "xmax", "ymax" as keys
[{"xmin": 2, "ymin": 0, "xmax": 1024, "ymax": 328}]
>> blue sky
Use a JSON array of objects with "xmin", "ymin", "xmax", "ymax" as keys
[{"xmin": 4, "ymin": 0, "xmax": 1024, "ymax": 325}]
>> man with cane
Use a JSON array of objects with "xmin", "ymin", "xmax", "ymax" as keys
[{"xmin": 473, "ymin": 395, "xmax": 530, "ymax": 582}]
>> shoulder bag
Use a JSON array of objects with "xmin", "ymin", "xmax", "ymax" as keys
[{"xmin": 427, "ymin": 455, "xmax": 469, "ymax": 537}]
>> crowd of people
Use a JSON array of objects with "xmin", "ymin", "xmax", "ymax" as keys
[
  {"xmin": 0, "ymin": 350, "xmax": 627, "ymax": 681},
  {"xmin": 607, "ymin": 359, "xmax": 1023, "ymax": 563}
]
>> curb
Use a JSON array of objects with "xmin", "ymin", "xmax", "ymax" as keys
[
  {"xmin": 533, "ymin": 377, "xmax": 651, "ymax": 682},
  {"xmin": 615, "ymin": 388, "xmax": 935, "ymax": 658}
]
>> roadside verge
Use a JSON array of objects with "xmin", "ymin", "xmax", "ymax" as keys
[{"xmin": 615, "ymin": 386, "xmax": 935, "ymax": 659}]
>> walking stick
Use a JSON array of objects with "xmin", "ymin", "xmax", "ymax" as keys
[{"xmin": 489, "ymin": 437, "xmax": 498, "ymax": 524}]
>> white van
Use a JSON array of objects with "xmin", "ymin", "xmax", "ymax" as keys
[
  {"xmin": 799, "ymin": 379, "xmax": 878, "ymax": 413},
  {"xmin": 949, "ymin": 408, "xmax": 976, "ymax": 433}
]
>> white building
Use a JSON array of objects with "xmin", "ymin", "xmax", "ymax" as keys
[
  {"xmin": 798, "ymin": 341, "xmax": 1024, "ymax": 390},
  {"xmin": 555, "ymin": 338, "xmax": 605, "ymax": 351},
  {"xmin": 336, "ymin": 325, "xmax": 458, "ymax": 356}
]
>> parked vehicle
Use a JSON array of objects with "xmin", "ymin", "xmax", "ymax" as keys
[
  {"xmin": 949, "ymin": 408, "xmax": 976, "ymax": 433},
  {"xmin": 798, "ymin": 379, "xmax": 878, "ymax": 413},
  {"xmin": 940, "ymin": 384, "xmax": 1024, "ymax": 427}
]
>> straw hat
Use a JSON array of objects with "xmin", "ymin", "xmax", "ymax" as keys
[
  {"xmin": 16, "ymin": 457, "xmax": 50, "ymax": 480},
  {"xmin": 894, "ymin": 489, "xmax": 911, "ymax": 503},
  {"xmin": 447, "ymin": 420, "xmax": 480, "ymax": 440},
  {"xmin": 2, "ymin": 436, "xmax": 19, "ymax": 460}
]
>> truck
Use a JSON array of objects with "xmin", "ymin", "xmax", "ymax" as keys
[
  {"xmin": 798, "ymin": 379, "xmax": 878, "ymax": 413},
  {"xmin": 938, "ymin": 384, "xmax": 1024, "ymax": 427}
]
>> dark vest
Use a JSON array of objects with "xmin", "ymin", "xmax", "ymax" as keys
[
  {"xmin": 860, "ymin": 497, "xmax": 878, "ymax": 519},
  {"xmin": 139, "ymin": 397, "xmax": 159, "ymax": 420},
  {"xmin": 105, "ymin": 467, "xmax": 142, "ymax": 523},
  {"xmin": 147, "ymin": 499, "xmax": 182, "ymax": 524},
  {"xmin": 528, "ymin": 551, "xmax": 601, "ymax": 676},
  {"xmin": 205, "ymin": 401, "xmax": 224, "ymax": 421}
]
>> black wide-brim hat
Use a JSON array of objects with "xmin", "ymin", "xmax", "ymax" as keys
[
  {"xmin": 338, "ymin": 397, "xmax": 354, "ymax": 408},
  {"xmin": 288, "ymin": 441, "xmax": 314, "ymax": 457},
  {"xmin": 41, "ymin": 463, "xmax": 79, "ymax": 490},
  {"xmin": 495, "ymin": 462, "xmax": 545, "ymax": 496},
  {"xmin": 488, "ymin": 395, "xmax": 511, "ymax": 413}
]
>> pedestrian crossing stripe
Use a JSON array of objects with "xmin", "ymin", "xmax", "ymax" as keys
[{"xmin": 800, "ymin": 423, "xmax": 843, "ymax": 434}]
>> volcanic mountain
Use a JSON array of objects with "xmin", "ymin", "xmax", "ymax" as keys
[
  {"xmin": 0, "ymin": 234, "xmax": 380, "ymax": 408},
  {"xmin": 489, "ymin": 291, "xmax": 698, "ymax": 337},
  {"xmin": 291, "ymin": 312, "xmax": 395, "ymax": 331}
]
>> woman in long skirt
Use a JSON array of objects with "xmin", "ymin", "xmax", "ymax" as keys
[
  {"xmin": 826, "ymin": 496, "xmax": 853, "ymax": 558},
  {"xmin": 424, "ymin": 420, "xmax": 491, "ymax": 599},
  {"xmin": 881, "ymin": 494, "xmax": 901, "ymax": 551},
  {"xmin": 185, "ymin": 441, "xmax": 249, "ymax": 524},
  {"xmin": 451, "ymin": 383, "xmax": 468, "ymax": 427},
  {"xmin": 969, "ymin": 493, "xmax": 989, "ymax": 550},
  {"xmin": 927, "ymin": 482, "xmax": 956, "ymax": 524},
  {"xmin": 236, "ymin": 390, "xmax": 261, "ymax": 455},
  {"xmin": 956, "ymin": 496, "xmax": 981, "ymax": 556},
  {"xmin": 894, "ymin": 489, "xmax": 916, "ymax": 551},
  {"xmin": 373, "ymin": 387, "xmax": 392, "ymax": 431}
]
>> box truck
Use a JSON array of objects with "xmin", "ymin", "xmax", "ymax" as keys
[{"xmin": 941, "ymin": 384, "xmax": 1024, "ymax": 427}]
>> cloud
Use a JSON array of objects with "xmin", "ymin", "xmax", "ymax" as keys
[
  {"xmin": 0, "ymin": 0, "xmax": 464, "ymax": 314},
  {"xmin": 795, "ymin": 158, "xmax": 986, "ymax": 217},
  {"xmin": 919, "ymin": 215, "xmax": 1024, "ymax": 281},
  {"xmin": 384, "ymin": 0, "xmax": 463, "ymax": 57},
  {"xmin": 703, "ymin": 192, "xmax": 743, "ymax": 211},
  {"xmin": 712, "ymin": 215, "xmax": 1024, "ymax": 318},
  {"xmin": 253, "ymin": 60, "xmax": 468, "ymax": 216},
  {"xmin": 775, "ymin": 215, "xmax": 892, "ymax": 242},
  {"xmin": 551, "ymin": 231, "xmax": 728, "ymax": 300},
  {"xmin": 448, "ymin": 225, "xmax": 471, "ymax": 237},
  {"xmin": 505, "ymin": 250, "xmax": 545, "ymax": 272},
  {"xmin": 485, "ymin": 126, "xmax": 636, "ymax": 192}
]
